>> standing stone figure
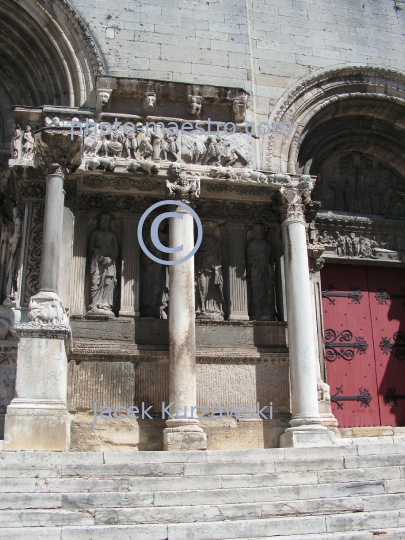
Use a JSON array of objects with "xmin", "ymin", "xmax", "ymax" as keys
[
  {"xmin": 5, "ymin": 207, "xmax": 22, "ymax": 300},
  {"xmin": 12, "ymin": 126, "xmax": 22, "ymax": 159},
  {"xmin": 87, "ymin": 213, "xmax": 119, "ymax": 316},
  {"xmin": 195, "ymin": 221, "xmax": 225, "ymax": 320},
  {"xmin": 22, "ymin": 126, "xmax": 34, "ymax": 159},
  {"xmin": 140, "ymin": 224, "xmax": 169, "ymax": 319},
  {"xmin": 246, "ymin": 224, "xmax": 277, "ymax": 321}
]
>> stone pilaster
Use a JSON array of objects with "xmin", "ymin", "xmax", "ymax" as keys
[
  {"xmin": 119, "ymin": 215, "xmax": 140, "ymax": 317},
  {"xmin": 278, "ymin": 183, "xmax": 334, "ymax": 448},
  {"xmin": 70, "ymin": 212, "xmax": 88, "ymax": 316},
  {"xmin": 227, "ymin": 222, "xmax": 249, "ymax": 321}
]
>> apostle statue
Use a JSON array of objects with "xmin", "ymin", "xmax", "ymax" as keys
[
  {"xmin": 195, "ymin": 221, "xmax": 225, "ymax": 320},
  {"xmin": 246, "ymin": 224, "xmax": 277, "ymax": 321},
  {"xmin": 87, "ymin": 213, "xmax": 118, "ymax": 316}
]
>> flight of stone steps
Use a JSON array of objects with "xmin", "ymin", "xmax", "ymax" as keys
[{"xmin": 0, "ymin": 437, "xmax": 405, "ymax": 540}]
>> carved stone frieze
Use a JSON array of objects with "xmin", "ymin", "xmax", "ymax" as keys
[
  {"xmin": 196, "ymin": 200, "xmax": 278, "ymax": 222},
  {"xmin": 19, "ymin": 181, "xmax": 46, "ymax": 200},
  {"xmin": 315, "ymin": 212, "xmax": 405, "ymax": 262},
  {"xmin": 9, "ymin": 125, "xmax": 36, "ymax": 167},
  {"xmin": 82, "ymin": 176, "xmax": 160, "ymax": 192},
  {"xmin": 203, "ymin": 183, "xmax": 270, "ymax": 199},
  {"xmin": 182, "ymin": 133, "xmax": 251, "ymax": 168},
  {"xmin": 77, "ymin": 193, "xmax": 157, "ymax": 213}
]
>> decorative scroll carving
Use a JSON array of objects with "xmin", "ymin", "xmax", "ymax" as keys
[
  {"xmin": 195, "ymin": 221, "xmax": 225, "ymax": 320},
  {"xmin": 166, "ymin": 163, "xmax": 200, "ymax": 204},
  {"xmin": 82, "ymin": 176, "xmax": 160, "ymax": 192},
  {"xmin": 196, "ymin": 200, "xmax": 278, "ymax": 222},
  {"xmin": 246, "ymin": 224, "xmax": 276, "ymax": 321},
  {"xmin": 78, "ymin": 193, "xmax": 157, "ymax": 213},
  {"xmin": 23, "ymin": 204, "xmax": 44, "ymax": 305},
  {"xmin": 87, "ymin": 213, "xmax": 119, "ymax": 317},
  {"xmin": 324, "ymin": 328, "xmax": 368, "ymax": 361}
]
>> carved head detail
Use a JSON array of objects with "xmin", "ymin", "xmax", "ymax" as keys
[
  {"xmin": 169, "ymin": 162, "xmax": 182, "ymax": 178},
  {"xmin": 98, "ymin": 213, "xmax": 111, "ymax": 232},
  {"xmin": 251, "ymin": 224, "xmax": 265, "ymax": 240},
  {"xmin": 99, "ymin": 92, "xmax": 110, "ymax": 106},
  {"xmin": 144, "ymin": 93, "xmax": 157, "ymax": 111}
]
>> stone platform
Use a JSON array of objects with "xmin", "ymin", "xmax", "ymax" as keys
[{"xmin": 0, "ymin": 437, "xmax": 405, "ymax": 539}]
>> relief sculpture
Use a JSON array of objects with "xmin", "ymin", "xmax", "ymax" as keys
[
  {"xmin": 246, "ymin": 224, "xmax": 277, "ymax": 321},
  {"xmin": 87, "ymin": 213, "xmax": 119, "ymax": 317},
  {"xmin": 314, "ymin": 153, "xmax": 405, "ymax": 217}
]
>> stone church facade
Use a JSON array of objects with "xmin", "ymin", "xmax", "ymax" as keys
[{"xmin": 0, "ymin": 0, "xmax": 404, "ymax": 451}]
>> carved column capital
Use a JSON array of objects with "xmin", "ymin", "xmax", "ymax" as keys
[
  {"xmin": 35, "ymin": 129, "xmax": 82, "ymax": 179},
  {"xmin": 279, "ymin": 175, "xmax": 315, "ymax": 225}
]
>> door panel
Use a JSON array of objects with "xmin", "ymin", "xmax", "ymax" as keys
[
  {"xmin": 321, "ymin": 265, "xmax": 380, "ymax": 427},
  {"xmin": 367, "ymin": 267, "xmax": 405, "ymax": 426}
]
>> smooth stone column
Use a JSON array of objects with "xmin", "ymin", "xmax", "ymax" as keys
[
  {"xmin": 163, "ymin": 207, "xmax": 207, "ymax": 451},
  {"xmin": 29, "ymin": 171, "xmax": 66, "ymax": 322},
  {"xmin": 279, "ymin": 187, "xmax": 334, "ymax": 448}
]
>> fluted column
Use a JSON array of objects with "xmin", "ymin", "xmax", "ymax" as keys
[
  {"xmin": 70, "ymin": 212, "xmax": 88, "ymax": 316},
  {"xmin": 227, "ymin": 222, "xmax": 249, "ymax": 321},
  {"xmin": 279, "ymin": 184, "xmax": 334, "ymax": 448},
  {"xmin": 119, "ymin": 215, "xmax": 140, "ymax": 317}
]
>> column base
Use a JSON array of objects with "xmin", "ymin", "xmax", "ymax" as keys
[
  {"xmin": 163, "ymin": 419, "xmax": 207, "ymax": 451},
  {"xmin": 279, "ymin": 425, "xmax": 335, "ymax": 448},
  {"xmin": 4, "ymin": 399, "xmax": 70, "ymax": 451}
]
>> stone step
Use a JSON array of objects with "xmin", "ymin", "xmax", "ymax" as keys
[
  {"xmin": 2, "ymin": 509, "xmax": 402, "ymax": 539},
  {"xmin": 223, "ymin": 528, "xmax": 405, "ymax": 540},
  {"xmin": 4, "ymin": 492, "xmax": 405, "ymax": 527}
]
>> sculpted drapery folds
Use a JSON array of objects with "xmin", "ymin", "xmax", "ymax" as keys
[
  {"xmin": 246, "ymin": 224, "xmax": 277, "ymax": 321},
  {"xmin": 195, "ymin": 221, "xmax": 225, "ymax": 320},
  {"xmin": 88, "ymin": 213, "xmax": 119, "ymax": 316}
]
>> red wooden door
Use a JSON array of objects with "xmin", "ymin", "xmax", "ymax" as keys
[
  {"xmin": 321, "ymin": 264, "xmax": 380, "ymax": 427},
  {"xmin": 367, "ymin": 267, "xmax": 405, "ymax": 426},
  {"xmin": 321, "ymin": 263, "xmax": 405, "ymax": 427}
]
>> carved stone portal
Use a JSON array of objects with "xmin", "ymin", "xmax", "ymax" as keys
[{"xmin": 87, "ymin": 213, "xmax": 119, "ymax": 317}]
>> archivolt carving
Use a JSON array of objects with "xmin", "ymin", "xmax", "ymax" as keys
[{"xmin": 266, "ymin": 65, "xmax": 405, "ymax": 174}]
